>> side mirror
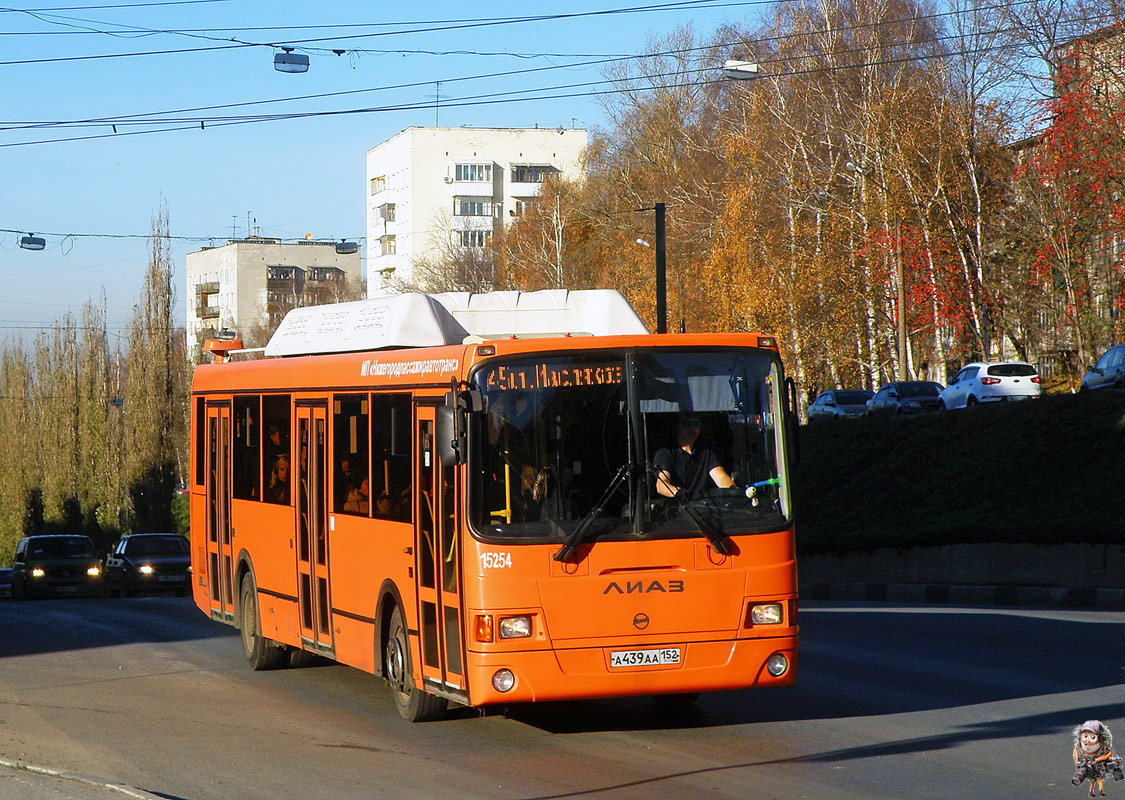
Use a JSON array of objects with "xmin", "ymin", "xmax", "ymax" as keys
[
  {"xmin": 437, "ymin": 384, "xmax": 483, "ymax": 466},
  {"xmin": 785, "ymin": 377, "xmax": 800, "ymax": 468}
]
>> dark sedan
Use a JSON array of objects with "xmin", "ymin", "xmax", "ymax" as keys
[
  {"xmin": 105, "ymin": 533, "xmax": 191, "ymax": 597},
  {"xmin": 807, "ymin": 389, "xmax": 875, "ymax": 422},
  {"xmin": 1081, "ymin": 344, "xmax": 1125, "ymax": 391},
  {"xmin": 10, "ymin": 535, "xmax": 103, "ymax": 599},
  {"xmin": 866, "ymin": 381, "xmax": 944, "ymax": 416}
]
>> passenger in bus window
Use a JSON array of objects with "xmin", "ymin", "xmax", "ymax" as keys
[
  {"xmin": 653, "ymin": 414, "xmax": 736, "ymax": 500},
  {"xmin": 267, "ymin": 455, "xmax": 290, "ymax": 504},
  {"xmin": 266, "ymin": 424, "xmax": 286, "ymax": 459},
  {"xmin": 344, "ymin": 477, "xmax": 370, "ymax": 515},
  {"xmin": 337, "ymin": 458, "xmax": 358, "ymax": 507}
]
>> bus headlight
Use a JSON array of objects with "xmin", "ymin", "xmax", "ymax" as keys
[
  {"xmin": 31, "ymin": 567, "xmax": 45, "ymax": 579},
  {"xmin": 498, "ymin": 616, "xmax": 532, "ymax": 639},
  {"xmin": 492, "ymin": 669, "xmax": 516, "ymax": 692},
  {"xmin": 766, "ymin": 653, "xmax": 789, "ymax": 677},
  {"xmin": 750, "ymin": 603, "xmax": 783, "ymax": 625}
]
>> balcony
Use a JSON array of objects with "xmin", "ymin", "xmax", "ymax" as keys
[
  {"xmin": 196, "ymin": 281, "xmax": 219, "ymax": 296},
  {"xmin": 196, "ymin": 304, "xmax": 220, "ymax": 320}
]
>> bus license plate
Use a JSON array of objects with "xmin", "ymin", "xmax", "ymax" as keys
[{"xmin": 609, "ymin": 648, "xmax": 681, "ymax": 668}]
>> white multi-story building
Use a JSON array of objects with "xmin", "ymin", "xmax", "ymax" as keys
[
  {"xmin": 185, "ymin": 237, "xmax": 362, "ymax": 346},
  {"xmin": 365, "ymin": 126, "xmax": 588, "ymax": 292}
]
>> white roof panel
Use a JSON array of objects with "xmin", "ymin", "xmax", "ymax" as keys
[
  {"xmin": 264, "ymin": 289, "xmax": 647, "ymax": 357},
  {"xmin": 264, "ymin": 294, "xmax": 468, "ymax": 357},
  {"xmin": 432, "ymin": 289, "xmax": 648, "ymax": 338}
]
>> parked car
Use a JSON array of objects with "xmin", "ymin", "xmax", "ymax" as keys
[
  {"xmin": 866, "ymin": 381, "xmax": 944, "ymax": 416},
  {"xmin": 0, "ymin": 568, "xmax": 11, "ymax": 600},
  {"xmin": 10, "ymin": 535, "xmax": 103, "ymax": 600},
  {"xmin": 1080, "ymin": 344, "xmax": 1125, "ymax": 391},
  {"xmin": 104, "ymin": 533, "xmax": 191, "ymax": 597},
  {"xmin": 939, "ymin": 362, "xmax": 1041, "ymax": 409},
  {"xmin": 807, "ymin": 389, "xmax": 875, "ymax": 422}
]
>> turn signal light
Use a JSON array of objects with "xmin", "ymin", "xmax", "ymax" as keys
[{"xmin": 475, "ymin": 614, "xmax": 494, "ymax": 643}]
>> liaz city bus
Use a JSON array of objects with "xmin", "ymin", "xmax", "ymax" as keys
[{"xmin": 189, "ymin": 290, "xmax": 799, "ymax": 721}]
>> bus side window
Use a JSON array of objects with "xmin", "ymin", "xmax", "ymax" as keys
[
  {"xmin": 334, "ymin": 394, "xmax": 370, "ymax": 516},
  {"xmin": 232, "ymin": 395, "xmax": 261, "ymax": 501},
  {"xmin": 194, "ymin": 396, "xmax": 206, "ymax": 487},
  {"xmin": 262, "ymin": 395, "xmax": 291, "ymax": 505},
  {"xmin": 372, "ymin": 393, "xmax": 412, "ymax": 522}
]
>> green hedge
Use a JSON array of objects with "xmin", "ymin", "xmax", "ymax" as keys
[{"xmin": 793, "ymin": 391, "xmax": 1125, "ymax": 554}]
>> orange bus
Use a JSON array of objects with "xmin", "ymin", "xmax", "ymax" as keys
[{"xmin": 189, "ymin": 290, "xmax": 799, "ymax": 721}]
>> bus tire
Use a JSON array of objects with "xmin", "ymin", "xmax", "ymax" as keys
[
  {"xmin": 385, "ymin": 605, "xmax": 447, "ymax": 722},
  {"xmin": 240, "ymin": 574, "xmax": 285, "ymax": 670}
]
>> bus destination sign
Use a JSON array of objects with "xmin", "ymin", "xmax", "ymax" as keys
[{"xmin": 485, "ymin": 362, "xmax": 624, "ymax": 392}]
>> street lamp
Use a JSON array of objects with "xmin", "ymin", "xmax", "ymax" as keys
[
  {"xmin": 722, "ymin": 60, "xmax": 761, "ymax": 80},
  {"xmin": 274, "ymin": 47, "xmax": 309, "ymax": 73},
  {"xmin": 19, "ymin": 233, "xmax": 45, "ymax": 251}
]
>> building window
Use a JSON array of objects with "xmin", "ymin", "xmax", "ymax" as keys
[
  {"xmin": 455, "ymin": 163, "xmax": 492, "ymax": 182},
  {"xmin": 453, "ymin": 196, "xmax": 493, "ymax": 216},
  {"xmin": 510, "ymin": 164, "xmax": 555, "ymax": 183},
  {"xmin": 380, "ymin": 235, "xmax": 397, "ymax": 256},
  {"xmin": 512, "ymin": 198, "xmax": 536, "ymax": 217},
  {"xmin": 378, "ymin": 202, "xmax": 396, "ymax": 222},
  {"xmin": 371, "ymin": 176, "xmax": 386, "ymax": 195},
  {"xmin": 458, "ymin": 230, "xmax": 492, "ymax": 248}
]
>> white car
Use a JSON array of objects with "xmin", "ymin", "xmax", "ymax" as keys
[{"xmin": 939, "ymin": 361, "xmax": 1041, "ymax": 409}]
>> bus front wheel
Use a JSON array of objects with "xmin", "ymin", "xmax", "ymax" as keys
[
  {"xmin": 240, "ymin": 574, "xmax": 285, "ymax": 670},
  {"xmin": 385, "ymin": 605, "xmax": 447, "ymax": 722}
]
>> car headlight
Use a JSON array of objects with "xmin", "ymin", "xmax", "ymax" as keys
[
  {"xmin": 498, "ymin": 616, "xmax": 532, "ymax": 639},
  {"xmin": 31, "ymin": 567, "xmax": 45, "ymax": 579},
  {"xmin": 750, "ymin": 603, "xmax": 784, "ymax": 625},
  {"xmin": 87, "ymin": 566, "xmax": 101, "ymax": 577},
  {"xmin": 139, "ymin": 565, "xmax": 154, "ymax": 575}
]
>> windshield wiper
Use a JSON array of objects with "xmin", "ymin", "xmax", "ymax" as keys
[
  {"xmin": 553, "ymin": 463, "xmax": 631, "ymax": 563},
  {"xmin": 678, "ymin": 496, "xmax": 733, "ymax": 556}
]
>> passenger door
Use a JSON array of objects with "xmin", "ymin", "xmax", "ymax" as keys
[
  {"xmin": 205, "ymin": 402, "xmax": 234, "ymax": 621},
  {"xmin": 295, "ymin": 403, "xmax": 334, "ymax": 654},
  {"xmin": 414, "ymin": 408, "xmax": 466, "ymax": 698}
]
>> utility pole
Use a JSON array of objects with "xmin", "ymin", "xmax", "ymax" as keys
[{"xmin": 655, "ymin": 202, "xmax": 667, "ymax": 334}]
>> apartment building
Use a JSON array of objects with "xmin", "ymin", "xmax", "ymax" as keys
[
  {"xmin": 186, "ymin": 237, "xmax": 362, "ymax": 346},
  {"xmin": 365, "ymin": 126, "xmax": 588, "ymax": 292}
]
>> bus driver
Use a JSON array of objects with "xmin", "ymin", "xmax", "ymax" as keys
[{"xmin": 654, "ymin": 414, "xmax": 737, "ymax": 500}]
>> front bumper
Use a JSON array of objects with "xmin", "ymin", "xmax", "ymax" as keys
[{"xmin": 465, "ymin": 634, "xmax": 798, "ymax": 706}]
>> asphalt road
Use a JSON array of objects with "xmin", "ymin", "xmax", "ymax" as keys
[{"xmin": 0, "ymin": 597, "xmax": 1121, "ymax": 800}]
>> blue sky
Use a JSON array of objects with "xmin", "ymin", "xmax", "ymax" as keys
[{"xmin": 1, "ymin": 0, "xmax": 769, "ymax": 338}]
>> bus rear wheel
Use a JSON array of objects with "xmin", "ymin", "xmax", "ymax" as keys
[
  {"xmin": 385, "ymin": 605, "xmax": 447, "ymax": 722},
  {"xmin": 240, "ymin": 574, "xmax": 285, "ymax": 670}
]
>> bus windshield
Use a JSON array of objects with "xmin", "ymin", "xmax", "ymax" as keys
[{"xmin": 470, "ymin": 348, "xmax": 791, "ymax": 544}]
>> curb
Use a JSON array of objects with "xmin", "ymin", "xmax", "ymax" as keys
[
  {"xmin": 0, "ymin": 758, "xmax": 165, "ymax": 800},
  {"xmin": 803, "ymin": 582, "xmax": 1125, "ymax": 609}
]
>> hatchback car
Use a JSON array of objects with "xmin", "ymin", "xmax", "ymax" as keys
[
  {"xmin": 866, "ymin": 381, "xmax": 944, "ymax": 416},
  {"xmin": 1081, "ymin": 344, "xmax": 1125, "ymax": 391},
  {"xmin": 807, "ymin": 389, "xmax": 875, "ymax": 422},
  {"xmin": 10, "ymin": 535, "xmax": 103, "ymax": 600},
  {"xmin": 104, "ymin": 533, "xmax": 191, "ymax": 597},
  {"xmin": 939, "ymin": 362, "xmax": 1041, "ymax": 409}
]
